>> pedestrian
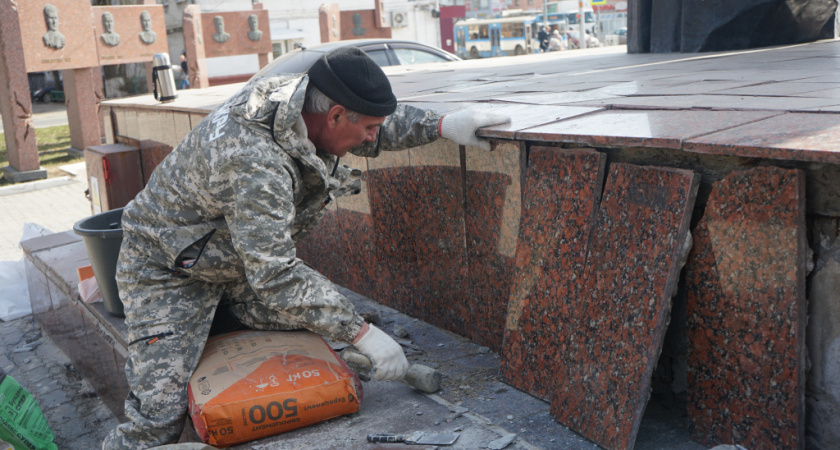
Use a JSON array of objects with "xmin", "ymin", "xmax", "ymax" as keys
[
  {"xmin": 538, "ymin": 25, "xmax": 550, "ymax": 52},
  {"xmin": 179, "ymin": 53, "xmax": 189, "ymax": 90},
  {"xmin": 103, "ymin": 47, "xmax": 509, "ymax": 449},
  {"xmin": 548, "ymin": 29, "xmax": 564, "ymax": 52}
]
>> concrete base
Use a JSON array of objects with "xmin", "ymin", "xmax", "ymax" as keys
[{"xmin": 1, "ymin": 165, "xmax": 47, "ymax": 183}]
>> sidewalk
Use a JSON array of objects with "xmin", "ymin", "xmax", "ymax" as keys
[{"xmin": 0, "ymin": 162, "xmax": 91, "ymax": 262}]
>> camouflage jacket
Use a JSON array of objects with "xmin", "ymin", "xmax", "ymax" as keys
[{"xmin": 121, "ymin": 74, "xmax": 441, "ymax": 343}]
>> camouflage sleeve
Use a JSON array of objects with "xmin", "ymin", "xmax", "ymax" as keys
[
  {"xmin": 217, "ymin": 151, "xmax": 364, "ymax": 343},
  {"xmin": 349, "ymin": 104, "xmax": 442, "ymax": 158}
]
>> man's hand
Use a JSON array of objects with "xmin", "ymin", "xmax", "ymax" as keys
[
  {"xmin": 352, "ymin": 324, "xmax": 409, "ymax": 381},
  {"xmin": 439, "ymin": 109, "xmax": 511, "ymax": 151}
]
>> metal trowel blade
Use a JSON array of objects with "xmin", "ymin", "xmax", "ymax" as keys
[{"xmin": 407, "ymin": 431, "xmax": 460, "ymax": 445}]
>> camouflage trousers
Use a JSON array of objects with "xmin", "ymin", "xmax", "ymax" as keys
[{"xmin": 103, "ymin": 239, "xmax": 304, "ymax": 450}]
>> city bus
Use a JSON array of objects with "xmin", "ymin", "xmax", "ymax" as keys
[{"xmin": 453, "ymin": 16, "xmax": 541, "ymax": 59}]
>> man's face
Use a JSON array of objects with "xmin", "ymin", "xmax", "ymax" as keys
[
  {"xmin": 45, "ymin": 9, "xmax": 58, "ymax": 31},
  {"xmin": 249, "ymin": 16, "xmax": 257, "ymax": 30},
  {"xmin": 103, "ymin": 14, "xmax": 113, "ymax": 32},
  {"xmin": 141, "ymin": 14, "xmax": 151, "ymax": 31},
  {"xmin": 215, "ymin": 18, "xmax": 224, "ymax": 32},
  {"xmin": 321, "ymin": 111, "xmax": 385, "ymax": 157}
]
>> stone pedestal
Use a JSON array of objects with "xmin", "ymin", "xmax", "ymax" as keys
[
  {"xmin": 63, "ymin": 67, "xmax": 102, "ymax": 151},
  {"xmin": 183, "ymin": 5, "xmax": 209, "ymax": 89},
  {"xmin": 1, "ymin": 166, "xmax": 47, "ymax": 183},
  {"xmin": 319, "ymin": 4, "xmax": 341, "ymax": 43},
  {"xmin": 0, "ymin": 1, "xmax": 39, "ymax": 173}
]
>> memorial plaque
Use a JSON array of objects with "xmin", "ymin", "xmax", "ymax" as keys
[
  {"xmin": 18, "ymin": 0, "xmax": 98, "ymax": 72},
  {"xmin": 92, "ymin": 5, "xmax": 167, "ymax": 66},
  {"xmin": 550, "ymin": 163, "xmax": 698, "ymax": 450},
  {"xmin": 202, "ymin": 10, "xmax": 272, "ymax": 59}
]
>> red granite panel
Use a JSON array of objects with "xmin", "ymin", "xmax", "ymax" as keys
[
  {"xmin": 0, "ymin": 1, "xmax": 39, "ymax": 172},
  {"xmin": 501, "ymin": 147, "xmax": 605, "ymax": 401},
  {"xmin": 684, "ymin": 112, "xmax": 840, "ymax": 165},
  {"xmin": 367, "ymin": 166, "xmax": 470, "ymax": 334},
  {"xmin": 464, "ymin": 170, "xmax": 515, "ymax": 352},
  {"xmin": 340, "ymin": 10, "xmax": 392, "ymax": 40},
  {"xmin": 201, "ymin": 10, "xmax": 272, "ymax": 59},
  {"xmin": 138, "ymin": 140, "xmax": 174, "ymax": 186},
  {"xmin": 295, "ymin": 205, "xmax": 340, "ymax": 283},
  {"xmin": 516, "ymin": 110, "xmax": 781, "ymax": 150},
  {"xmin": 685, "ymin": 167, "xmax": 806, "ymax": 449},
  {"xmin": 92, "ymin": 5, "xmax": 168, "ymax": 66},
  {"xmin": 409, "ymin": 166, "xmax": 471, "ymax": 333},
  {"xmin": 550, "ymin": 163, "xmax": 698, "ymax": 450},
  {"xmin": 318, "ymin": 4, "xmax": 341, "ymax": 43},
  {"xmin": 18, "ymin": 0, "xmax": 98, "ymax": 72},
  {"xmin": 330, "ymin": 208, "xmax": 377, "ymax": 298}
]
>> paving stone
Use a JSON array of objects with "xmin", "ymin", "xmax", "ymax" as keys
[
  {"xmin": 685, "ymin": 167, "xmax": 807, "ymax": 448},
  {"xmin": 549, "ymin": 163, "xmax": 699, "ymax": 450}
]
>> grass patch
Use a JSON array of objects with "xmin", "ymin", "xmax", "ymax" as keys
[{"xmin": 0, "ymin": 125, "xmax": 83, "ymax": 186}]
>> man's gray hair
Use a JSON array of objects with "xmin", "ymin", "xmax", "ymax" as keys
[{"xmin": 304, "ymin": 85, "xmax": 361, "ymax": 123}]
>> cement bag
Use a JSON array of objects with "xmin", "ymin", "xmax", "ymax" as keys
[
  {"xmin": 187, "ymin": 330, "xmax": 363, "ymax": 447},
  {"xmin": 0, "ymin": 368, "xmax": 57, "ymax": 450}
]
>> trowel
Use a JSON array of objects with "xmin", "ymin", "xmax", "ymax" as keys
[{"xmin": 367, "ymin": 432, "xmax": 460, "ymax": 446}]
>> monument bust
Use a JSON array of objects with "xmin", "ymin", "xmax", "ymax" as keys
[
  {"xmin": 247, "ymin": 14, "xmax": 263, "ymax": 41},
  {"xmin": 101, "ymin": 12, "xmax": 120, "ymax": 47},
  {"xmin": 212, "ymin": 16, "xmax": 230, "ymax": 43},
  {"xmin": 139, "ymin": 11, "xmax": 156, "ymax": 44},
  {"xmin": 42, "ymin": 4, "xmax": 66, "ymax": 50}
]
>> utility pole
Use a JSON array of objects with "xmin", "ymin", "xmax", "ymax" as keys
[{"xmin": 579, "ymin": 0, "xmax": 586, "ymax": 49}]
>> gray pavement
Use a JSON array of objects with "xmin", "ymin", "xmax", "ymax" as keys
[{"xmin": 0, "ymin": 316, "xmax": 118, "ymax": 448}]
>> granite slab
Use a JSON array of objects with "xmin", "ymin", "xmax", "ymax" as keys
[
  {"xmin": 201, "ymin": 10, "xmax": 272, "ymax": 59},
  {"xmin": 550, "ymin": 163, "xmax": 698, "ymax": 450},
  {"xmin": 685, "ymin": 167, "xmax": 806, "ymax": 449},
  {"xmin": 463, "ymin": 142, "xmax": 522, "ymax": 351},
  {"xmin": 684, "ymin": 112, "xmax": 840, "ymax": 164},
  {"xmin": 516, "ymin": 109, "xmax": 782, "ymax": 149},
  {"xmin": 501, "ymin": 147, "xmax": 606, "ymax": 401},
  {"xmin": 17, "ymin": 0, "xmax": 99, "ymax": 72},
  {"xmin": 92, "ymin": 5, "xmax": 168, "ymax": 66}
]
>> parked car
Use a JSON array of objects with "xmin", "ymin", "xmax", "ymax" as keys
[
  {"xmin": 612, "ymin": 27, "xmax": 627, "ymax": 45},
  {"xmin": 250, "ymin": 39, "xmax": 461, "ymax": 81}
]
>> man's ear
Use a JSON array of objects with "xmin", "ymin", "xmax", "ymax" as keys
[{"xmin": 326, "ymin": 104, "xmax": 346, "ymax": 128}]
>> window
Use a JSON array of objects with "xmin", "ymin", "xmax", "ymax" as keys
[
  {"xmin": 364, "ymin": 49, "xmax": 391, "ymax": 66},
  {"xmin": 392, "ymin": 48, "xmax": 450, "ymax": 65}
]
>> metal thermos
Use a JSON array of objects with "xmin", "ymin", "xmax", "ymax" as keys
[{"xmin": 152, "ymin": 53, "xmax": 177, "ymax": 102}]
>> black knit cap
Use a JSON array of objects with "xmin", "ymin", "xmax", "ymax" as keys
[{"xmin": 307, "ymin": 46, "xmax": 397, "ymax": 117}]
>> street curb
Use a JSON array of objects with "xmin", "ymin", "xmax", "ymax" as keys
[{"xmin": 0, "ymin": 176, "xmax": 77, "ymax": 197}]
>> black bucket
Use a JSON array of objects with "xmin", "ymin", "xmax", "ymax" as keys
[{"xmin": 73, "ymin": 208, "xmax": 124, "ymax": 317}]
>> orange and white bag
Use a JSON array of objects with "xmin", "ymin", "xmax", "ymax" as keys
[{"xmin": 187, "ymin": 330, "xmax": 363, "ymax": 447}]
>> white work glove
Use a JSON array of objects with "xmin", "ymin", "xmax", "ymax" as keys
[
  {"xmin": 439, "ymin": 109, "xmax": 511, "ymax": 151},
  {"xmin": 352, "ymin": 324, "xmax": 409, "ymax": 381}
]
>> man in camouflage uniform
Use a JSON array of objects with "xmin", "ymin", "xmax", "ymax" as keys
[{"xmin": 104, "ymin": 47, "xmax": 509, "ymax": 449}]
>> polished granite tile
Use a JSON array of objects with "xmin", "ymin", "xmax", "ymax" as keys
[
  {"xmin": 712, "ymin": 81, "xmax": 839, "ymax": 96},
  {"xmin": 409, "ymin": 165, "xmax": 471, "ymax": 334},
  {"xmin": 684, "ymin": 167, "xmax": 806, "ymax": 449},
  {"xmin": 476, "ymin": 104, "xmax": 602, "ymax": 140},
  {"xmin": 330, "ymin": 208, "xmax": 377, "ymax": 299},
  {"xmin": 464, "ymin": 141, "xmax": 522, "ymax": 352},
  {"xmin": 550, "ymin": 163, "xmax": 698, "ymax": 450},
  {"xmin": 517, "ymin": 109, "xmax": 781, "ymax": 149},
  {"xmin": 295, "ymin": 205, "xmax": 340, "ymax": 284},
  {"xmin": 501, "ymin": 147, "xmax": 605, "ymax": 401},
  {"xmin": 367, "ymin": 164, "xmax": 471, "ymax": 335},
  {"xmin": 685, "ymin": 112, "xmax": 840, "ymax": 164},
  {"xmin": 573, "ymin": 94, "xmax": 840, "ymax": 111}
]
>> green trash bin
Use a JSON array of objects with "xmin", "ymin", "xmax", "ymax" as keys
[{"xmin": 73, "ymin": 208, "xmax": 124, "ymax": 317}]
